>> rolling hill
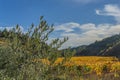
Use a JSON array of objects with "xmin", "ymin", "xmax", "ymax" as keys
[{"xmin": 74, "ymin": 34, "xmax": 120, "ymax": 57}]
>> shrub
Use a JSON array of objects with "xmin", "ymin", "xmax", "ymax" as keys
[{"xmin": 0, "ymin": 16, "xmax": 75, "ymax": 80}]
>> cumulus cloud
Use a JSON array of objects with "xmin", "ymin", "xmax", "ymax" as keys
[
  {"xmin": 51, "ymin": 4, "xmax": 120, "ymax": 49},
  {"xmin": 96, "ymin": 4, "xmax": 120, "ymax": 23},
  {"xmin": 79, "ymin": 23, "xmax": 96, "ymax": 31},
  {"xmin": 54, "ymin": 22, "xmax": 120, "ymax": 49},
  {"xmin": 55, "ymin": 22, "xmax": 80, "ymax": 32}
]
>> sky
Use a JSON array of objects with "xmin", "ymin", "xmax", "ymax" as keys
[{"xmin": 0, "ymin": 0, "xmax": 120, "ymax": 49}]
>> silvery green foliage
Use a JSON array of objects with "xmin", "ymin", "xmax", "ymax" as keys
[{"xmin": 0, "ymin": 17, "xmax": 76, "ymax": 80}]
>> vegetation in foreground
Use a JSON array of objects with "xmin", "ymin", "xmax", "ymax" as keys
[{"xmin": 0, "ymin": 17, "xmax": 120, "ymax": 80}]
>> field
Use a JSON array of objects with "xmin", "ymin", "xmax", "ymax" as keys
[{"xmin": 39, "ymin": 56, "xmax": 120, "ymax": 79}]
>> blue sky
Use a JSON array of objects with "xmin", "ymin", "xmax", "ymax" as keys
[{"xmin": 0, "ymin": 0, "xmax": 120, "ymax": 48}]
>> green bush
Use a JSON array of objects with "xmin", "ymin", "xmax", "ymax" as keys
[{"xmin": 0, "ymin": 17, "xmax": 76, "ymax": 80}]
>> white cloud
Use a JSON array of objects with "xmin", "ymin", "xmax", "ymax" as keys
[
  {"xmin": 54, "ymin": 22, "xmax": 120, "ymax": 49},
  {"xmin": 96, "ymin": 4, "xmax": 120, "ymax": 23},
  {"xmin": 79, "ymin": 23, "xmax": 96, "ymax": 31},
  {"xmin": 55, "ymin": 22, "xmax": 80, "ymax": 32},
  {"xmin": 51, "ymin": 4, "xmax": 120, "ymax": 49}
]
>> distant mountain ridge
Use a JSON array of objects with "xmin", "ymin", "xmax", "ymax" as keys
[{"xmin": 74, "ymin": 34, "xmax": 120, "ymax": 57}]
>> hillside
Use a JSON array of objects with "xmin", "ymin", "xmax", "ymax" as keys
[
  {"xmin": 1, "ymin": 29, "xmax": 120, "ymax": 57},
  {"xmin": 74, "ymin": 34, "xmax": 120, "ymax": 57}
]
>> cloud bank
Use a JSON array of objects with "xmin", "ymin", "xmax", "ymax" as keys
[
  {"xmin": 54, "ymin": 23, "xmax": 120, "ymax": 49},
  {"xmin": 53, "ymin": 4, "xmax": 120, "ymax": 49}
]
